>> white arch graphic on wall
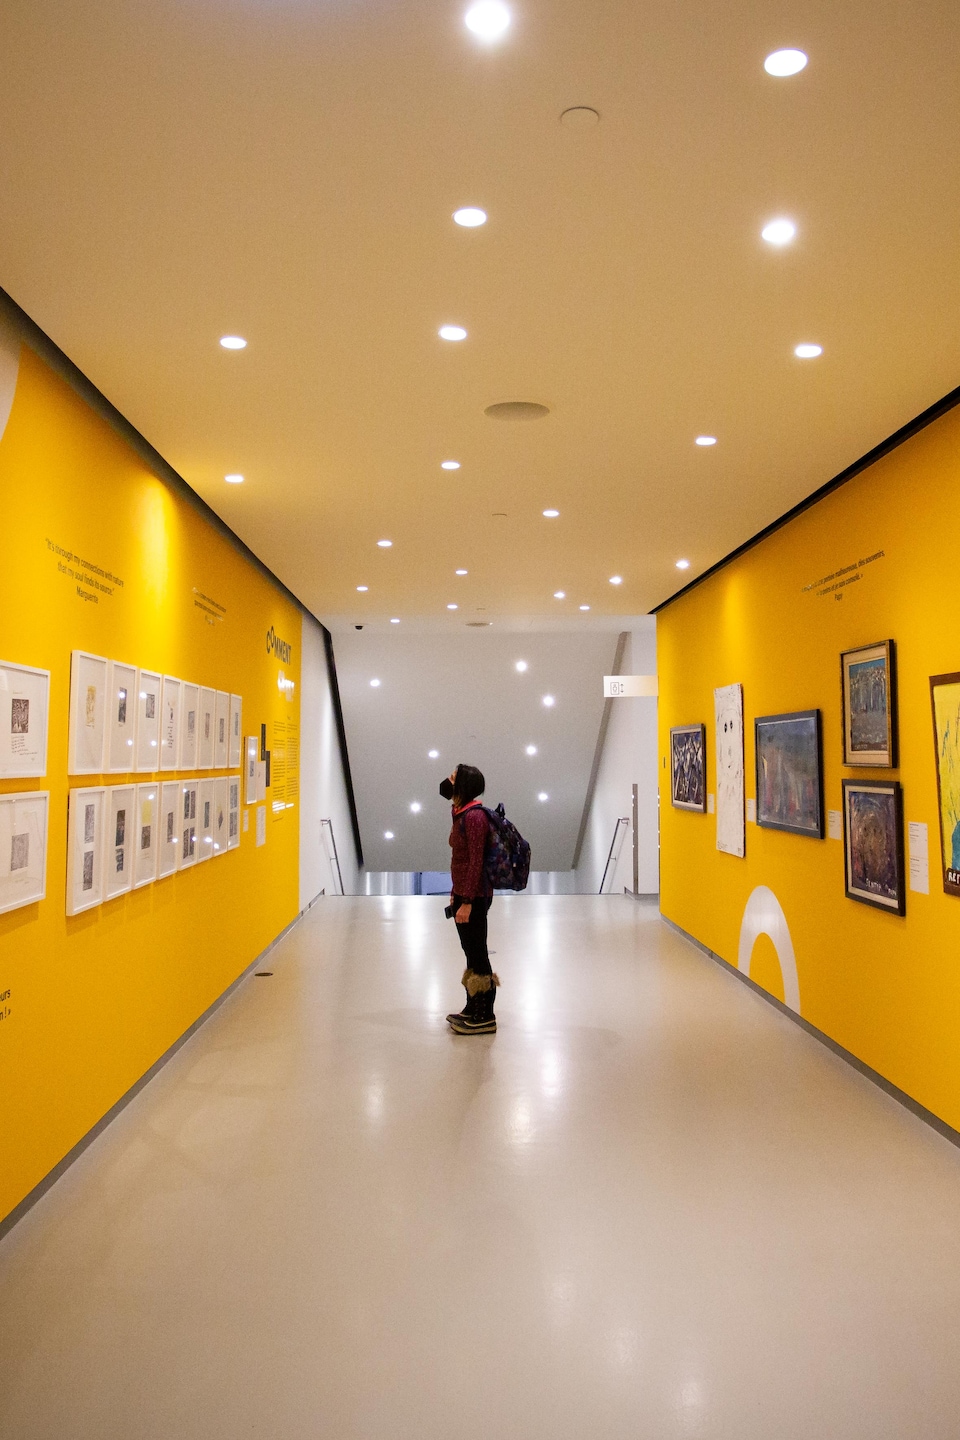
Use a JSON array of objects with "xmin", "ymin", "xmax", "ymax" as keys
[
  {"xmin": 737, "ymin": 885, "xmax": 801, "ymax": 1015},
  {"xmin": 0, "ymin": 315, "xmax": 21, "ymax": 447}
]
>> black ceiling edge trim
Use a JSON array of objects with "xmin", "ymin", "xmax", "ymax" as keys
[
  {"xmin": 322, "ymin": 626, "xmax": 364, "ymax": 871},
  {"xmin": 650, "ymin": 380, "xmax": 960, "ymax": 615}
]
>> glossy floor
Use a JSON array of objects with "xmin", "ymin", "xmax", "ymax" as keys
[{"xmin": 3, "ymin": 895, "xmax": 960, "ymax": 1439}]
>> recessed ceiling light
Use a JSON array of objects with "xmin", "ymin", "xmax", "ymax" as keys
[
  {"xmin": 441, "ymin": 460, "xmax": 461, "ymax": 470},
  {"xmin": 439, "ymin": 325, "xmax": 467, "ymax": 341},
  {"xmin": 377, "ymin": 539, "xmax": 393, "ymax": 548},
  {"xmin": 357, "ymin": 585, "xmax": 369, "ymax": 592},
  {"xmin": 464, "ymin": 0, "xmax": 510, "ymax": 41},
  {"xmin": 764, "ymin": 48, "xmax": 808, "ymax": 76},
  {"xmin": 224, "ymin": 473, "xmax": 244, "ymax": 484},
  {"xmin": 515, "ymin": 660, "xmax": 528, "ymax": 672},
  {"xmin": 410, "ymin": 802, "xmax": 422, "ymax": 813},
  {"xmin": 560, "ymin": 106, "xmax": 600, "ymax": 128},
  {"xmin": 370, "ymin": 678, "xmax": 381, "ymax": 688},
  {"xmin": 794, "ymin": 343, "xmax": 823, "ymax": 358},
  {"xmin": 384, "ymin": 831, "xmax": 395, "ymax": 840},
  {"xmin": 543, "ymin": 508, "xmax": 560, "ymax": 518},
  {"xmin": 219, "ymin": 335, "xmax": 246, "ymax": 350},
  {"xmin": 579, "ymin": 604, "xmax": 590, "ymax": 611},
  {"xmin": 455, "ymin": 569, "xmax": 468, "ymax": 576},
  {"xmin": 525, "ymin": 744, "xmax": 537, "ymax": 755},
  {"xmin": 447, "ymin": 603, "xmax": 458, "ymax": 610},
  {"xmin": 676, "ymin": 559, "xmax": 690, "ymax": 570},
  {"xmin": 542, "ymin": 695, "xmax": 556, "ymax": 707},
  {"xmin": 695, "ymin": 436, "xmax": 717, "ymax": 447},
  {"xmin": 428, "ymin": 749, "xmax": 439, "ymax": 758},
  {"xmin": 390, "ymin": 617, "xmax": 400, "ymax": 624},
  {"xmin": 538, "ymin": 792, "xmax": 549, "ymax": 802},
  {"xmin": 761, "ymin": 217, "xmax": 796, "ymax": 246},
  {"xmin": 553, "ymin": 591, "xmax": 566, "ymax": 600},
  {"xmin": 609, "ymin": 576, "xmax": 623, "ymax": 585},
  {"xmin": 454, "ymin": 207, "xmax": 487, "ymax": 227}
]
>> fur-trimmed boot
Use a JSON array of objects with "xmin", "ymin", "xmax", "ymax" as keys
[
  {"xmin": 449, "ymin": 973, "xmax": 499, "ymax": 1035},
  {"xmin": 446, "ymin": 969, "xmax": 481, "ymax": 1026}
]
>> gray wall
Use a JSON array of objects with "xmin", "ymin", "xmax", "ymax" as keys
[{"xmin": 299, "ymin": 613, "xmax": 361, "ymax": 901}]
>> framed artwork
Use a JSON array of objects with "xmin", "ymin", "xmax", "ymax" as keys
[
  {"xmin": 198, "ymin": 778, "xmax": 215, "ymax": 860},
  {"xmin": 670, "ymin": 724, "xmax": 706, "ymax": 812},
  {"xmin": 67, "ymin": 786, "xmax": 106, "ymax": 914},
  {"xmin": 134, "ymin": 782, "xmax": 160, "ymax": 888},
  {"xmin": 158, "ymin": 781, "xmax": 180, "ymax": 879},
  {"xmin": 245, "ymin": 735, "xmax": 258, "ymax": 805},
  {"xmin": 841, "ymin": 640, "xmax": 897, "ymax": 768},
  {"xmin": 227, "ymin": 774, "xmax": 240, "ymax": 850},
  {"xmin": 105, "ymin": 660, "xmax": 138, "ymax": 772},
  {"xmin": 842, "ymin": 778, "xmax": 905, "ymax": 915},
  {"xmin": 930, "ymin": 672, "xmax": 960, "ymax": 896},
  {"xmin": 714, "ymin": 683, "xmax": 745, "ymax": 857},
  {"xmin": 179, "ymin": 780, "xmax": 198, "ymax": 870},
  {"xmin": 0, "ymin": 790, "xmax": 48, "ymax": 915},
  {"xmin": 213, "ymin": 776, "xmax": 228, "ymax": 854},
  {"xmin": 159, "ymin": 676, "xmax": 181, "ymax": 772},
  {"xmin": 136, "ymin": 670, "xmax": 162, "ymax": 771},
  {"xmin": 0, "ymin": 660, "xmax": 50, "ymax": 779},
  {"xmin": 755, "ymin": 710, "xmax": 824, "ymax": 838},
  {"xmin": 229, "ymin": 694, "xmax": 243, "ymax": 768},
  {"xmin": 104, "ymin": 785, "xmax": 135, "ymax": 900},
  {"xmin": 198, "ymin": 687, "xmax": 216, "ymax": 769},
  {"xmin": 68, "ymin": 650, "xmax": 108, "ymax": 774},
  {"xmin": 180, "ymin": 682, "xmax": 199, "ymax": 771},
  {"xmin": 215, "ymin": 691, "xmax": 229, "ymax": 769}
]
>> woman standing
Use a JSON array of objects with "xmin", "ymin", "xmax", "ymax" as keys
[{"xmin": 439, "ymin": 763, "xmax": 499, "ymax": 1035}]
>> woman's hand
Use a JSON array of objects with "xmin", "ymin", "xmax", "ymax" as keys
[{"xmin": 455, "ymin": 902, "xmax": 472, "ymax": 924}]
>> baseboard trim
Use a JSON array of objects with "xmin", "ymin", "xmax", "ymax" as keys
[
  {"xmin": 660, "ymin": 913, "xmax": 960, "ymax": 1151},
  {"xmin": 0, "ymin": 912, "xmax": 302, "ymax": 1245}
]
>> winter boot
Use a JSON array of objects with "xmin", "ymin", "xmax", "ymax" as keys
[
  {"xmin": 449, "ymin": 973, "xmax": 499, "ymax": 1034},
  {"xmin": 446, "ymin": 969, "xmax": 480, "ymax": 1026}
]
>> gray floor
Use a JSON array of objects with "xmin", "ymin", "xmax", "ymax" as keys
[{"xmin": 3, "ymin": 894, "xmax": 960, "ymax": 1439}]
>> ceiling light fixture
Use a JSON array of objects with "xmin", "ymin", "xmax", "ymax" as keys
[
  {"xmin": 454, "ymin": 207, "xmax": 487, "ymax": 227},
  {"xmin": 356, "ymin": 585, "xmax": 369, "ymax": 592},
  {"xmin": 579, "ymin": 604, "xmax": 590, "ymax": 611},
  {"xmin": 224, "ymin": 473, "xmax": 244, "ymax": 484},
  {"xmin": 543, "ymin": 509, "xmax": 560, "ymax": 518},
  {"xmin": 390, "ymin": 617, "xmax": 400, "ymax": 624},
  {"xmin": 428, "ymin": 749, "xmax": 439, "ymax": 758},
  {"xmin": 676, "ymin": 559, "xmax": 690, "ymax": 570},
  {"xmin": 464, "ymin": 1, "xmax": 510, "ymax": 41},
  {"xmin": 609, "ymin": 576, "xmax": 623, "ymax": 586},
  {"xmin": 439, "ymin": 325, "xmax": 467, "ymax": 341},
  {"xmin": 410, "ymin": 802, "xmax": 422, "ymax": 813},
  {"xmin": 794, "ymin": 343, "xmax": 823, "ymax": 358},
  {"xmin": 515, "ymin": 660, "xmax": 528, "ymax": 672},
  {"xmin": 764, "ymin": 48, "xmax": 808, "ymax": 76},
  {"xmin": 384, "ymin": 831, "xmax": 394, "ymax": 840},
  {"xmin": 447, "ymin": 603, "xmax": 458, "ymax": 610},
  {"xmin": 538, "ymin": 792, "xmax": 549, "ymax": 802},
  {"xmin": 377, "ymin": 539, "xmax": 393, "ymax": 548},
  {"xmin": 761, "ymin": 217, "xmax": 796, "ymax": 246},
  {"xmin": 542, "ymin": 695, "xmax": 556, "ymax": 707},
  {"xmin": 455, "ymin": 568, "xmax": 468, "ymax": 576},
  {"xmin": 441, "ymin": 460, "xmax": 461, "ymax": 470},
  {"xmin": 219, "ymin": 335, "xmax": 246, "ymax": 350},
  {"xmin": 553, "ymin": 591, "xmax": 566, "ymax": 600},
  {"xmin": 695, "ymin": 436, "xmax": 717, "ymax": 447},
  {"xmin": 370, "ymin": 679, "xmax": 381, "ymax": 688},
  {"xmin": 525, "ymin": 745, "xmax": 537, "ymax": 756}
]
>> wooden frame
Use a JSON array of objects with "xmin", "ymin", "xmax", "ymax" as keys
[
  {"xmin": 754, "ymin": 709, "xmax": 824, "ymax": 838},
  {"xmin": 842, "ymin": 778, "xmax": 905, "ymax": 915},
  {"xmin": 841, "ymin": 640, "xmax": 897, "ymax": 768}
]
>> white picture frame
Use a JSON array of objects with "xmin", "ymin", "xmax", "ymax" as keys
[
  {"xmin": 67, "ymin": 786, "xmax": 106, "ymax": 914},
  {"xmin": 180, "ymin": 682, "xmax": 199, "ymax": 771},
  {"xmin": 179, "ymin": 780, "xmax": 198, "ymax": 869},
  {"xmin": 158, "ymin": 781, "xmax": 180, "ymax": 879},
  {"xmin": 0, "ymin": 661, "xmax": 50, "ymax": 779},
  {"xmin": 198, "ymin": 777, "xmax": 215, "ymax": 860},
  {"xmin": 104, "ymin": 784, "xmax": 135, "ymax": 900},
  {"xmin": 215, "ymin": 691, "xmax": 229, "ymax": 769},
  {"xmin": 134, "ymin": 782, "xmax": 160, "ymax": 888},
  {"xmin": 68, "ymin": 651, "xmax": 108, "ymax": 775},
  {"xmin": 229, "ymin": 695, "xmax": 242, "ymax": 769},
  {"xmin": 245, "ymin": 735, "xmax": 258, "ymax": 806},
  {"xmin": 105, "ymin": 660, "xmax": 138, "ymax": 773},
  {"xmin": 227, "ymin": 774, "xmax": 240, "ymax": 851},
  {"xmin": 0, "ymin": 789, "xmax": 48, "ymax": 915},
  {"xmin": 198, "ymin": 688, "xmax": 216, "ymax": 769},
  {"xmin": 714, "ymin": 682, "xmax": 745, "ymax": 859},
  {"xmin": 213, "ymin": 776, "xmax": 228, "ymax": 854},
  {"xmin": 136, "ymin": 670, "xmax": 162, "ymax": 772},
  {"xmin": 159, "ymin": 676, "xmax": 181, "ymax": 772}
]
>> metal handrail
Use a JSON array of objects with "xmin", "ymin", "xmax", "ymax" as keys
[
  {"xmin": 599, "ymin": 816, "xmax": 629, "ymax": 894},
  {"xmin": 320, "ymin": 818, "xmax": 345, "ymax": 895}
]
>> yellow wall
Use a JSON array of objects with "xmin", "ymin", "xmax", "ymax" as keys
[
  {"xmin": 0, "ymin": 343, "xmax": 302, "ymax": 1223},
  {"xmin": 658, "ymin": 400, "xmax": 960, "ymax": 1131}
]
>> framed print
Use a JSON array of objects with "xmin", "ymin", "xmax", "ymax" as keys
[
  {"xmin": 227, "ymin": 774, "xmax": 240, "ymax": 850},
  {"xmin": 68, "ymin": 650, "xmax": 108, "ymax": 774},
  {"xmin": 179, "ymin": 780, "xmax": 199, "ymax": 869},
  {"xmin": 841, "ymin": 640, "xmax": 897, "ymax": 768},
  {"xmin": 158, "ymin": 781, "xmax": 180, "ymax": 879},
  {"xmin": 229, "ymin": 694, "xmax": 242, "ymax": 768},
  {"xmin": 0, "ymin": 790, "xmax": 48, "ymax": 915},
  {"xmin": 755, "ymin": 710, "xmax": 824, "ymax": 838},
  {"xmin": 670, "ymin": 724, "xmax": 706, "ymax": 812},
  {"xmin": 930, "ymin": 671, "xmax": 960, "ymax": 896},
  {"xmin": 159, "ymin": 676, "xmax": 181, "ymax": 772},
  {"xmin": 197, "ymin": 778, "xmax": 215, "ymax": 860},
  {"xmin": 0, "ymin": 660, "xmax": 50, "ymax": 779},
  {"xmin": 180, "ymin": 682, "xmax": 199, "ymax": 771},
  {"xmin": 134, "ymin": 782, "xmax": 160, "ymax": 888},
  {"xmin": 105, "ymin": 660, "xmax": 137, "ymax": 772},
  {"xmin": 136, "ymin": 670, "xmax": 162, "ymax": 771},
  {"xmin": 198, "ymin": 687, "xmax": 216, "ymax": 769},
  {"xmin": 842, "ymin": 778, "xmax": 905, "ymax": 915},
  {"xmin": 67, "ymin": 786, "xmax": 106, "ymax": 914},
  {"xmin": 215, "ymin": 691, "xmax": 229, "ymax": 768},
  {"xmin": 104, "ymin": 785, "xmax": 135, "ymax": 900},
  {"xmin": 714, "ymin": 683, "xmax": 745, "ymax": 857},
  {"xmin": 245, "ymin": 735, "xmax": 258, "ymax": 805},
  {"xmin": 213, "ymin": 776, "xmax": 228, "ymax": 854}
]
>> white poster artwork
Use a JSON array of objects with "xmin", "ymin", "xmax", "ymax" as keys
[
  {"xmin": 159, "ymin": 677, "xmax": 181, "ymax": 772},
  {"xmin": 179, "ymin": 780, "xmax": 198, "ymax": 870},
  {"xmin": 68, "ymin": 651, "xmax": 108, "ymax": 774},
  {"xmin": 134, "ymin": 782, "xmax": 160, "ymax": 888},
  {"xmin": 198, "ymin": 688, "xmax": 216, "ymax": 769},
  {"xmin": 213, "ymin": 776, "xmax": 228, "ymax": 854},
  {"xmin": 158, "ymin": 781, "xmax": 180, "ymax": 879},
  {"xmin": 214, "ymin": 691, "xmax": 229, "ymax": 769},
  {"xmin": 245, "ymin": 735, "xmax": 258, "ymax": 806},
  {"xmin": 180, "ymin": 682, "xmax": 199, "ymax": 771},
  {"xmin": 0, "ymin": 661, "xmax": 50, "ymax": 779},
  {"xmin": 104, "ymin": 785, "xmax": 135, "ymax": 900},
  {"xmin": 197, "ymin": 778, "xmax": 215, "ymax": 861},
  {"xmin": 106, "ymin": 660, "xmax": 138, "ymax": 772},
  {"xmin": 0, "ymin": 790, "xmax": 48, "ymax": 915},
  {"xmin": 67, "ymin": 786, "xmax": 106, "ymax": 914},
  {"xmin": 256, "ymin": 804, "xmax": 266, "ymax": 847},
  {"xmin": 136, "ymin": 670, "xmax": 162, "ymax": 771},
  {"xmin": 227, "ymin": 774, "xmax": 240, "ymax": 850},
  {"xmin": 229, "ymin": 695, "xmax": 242, "ymax": 769},
  {"xmin": 714, "ymin": 683, "xmax": 745, "ymax": 858}
]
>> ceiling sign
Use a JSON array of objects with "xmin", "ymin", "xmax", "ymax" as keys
[{"xmin": 603, "ymin": 675, "xmax": 658, "ymax": 698}]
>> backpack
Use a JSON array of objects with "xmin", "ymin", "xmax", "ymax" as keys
[{"xmin": 480, "ymin": 803, "xmax": 531, "ymax": 891}]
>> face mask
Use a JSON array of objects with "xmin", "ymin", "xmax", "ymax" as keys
[{"xmin": 439, "ymin": 777, "xmax": 455, "ymax": 801}]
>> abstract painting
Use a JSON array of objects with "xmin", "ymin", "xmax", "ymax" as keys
[
  {"xmin": 842, "ymin": 778, "xmax": 905, "ymax": 914},
  {"xmin": 841, "ymin": 640, "xmax": 897, "ymax": 767},
  {"xmin": 670, "ymin": 724, "xmax": 706, "ymax": 812},
  {"xmin": 930, "ymin": 672, "xmax": 960, "ymax": 897},
  {"xmin": 714, "ymin": 683, "xmax": 745, "ymax": 857},
  {"xmin": 755, "ymin": 710, "xmax": 823, "ymax": 838}
]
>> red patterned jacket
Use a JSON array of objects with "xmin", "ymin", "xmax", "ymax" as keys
[{"xmin": 449, "ymin": 800, "xmax": 492, "ymax": 899}]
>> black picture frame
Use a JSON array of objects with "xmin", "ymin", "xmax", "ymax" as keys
[
  {"xmin": 840, "ymin": 640, "xmax": 898, "ymax": 768},
  {"xmin": 754, "ymin": 709, "xmax": 824, "ymax": 838},
  {"xmin": 842, "ymin": 778, "xmax": 905, "ymax": 915},
  {"xmin": 929, "ymin": 671, "xmax": 960, "ymax": 897},
  {"xmin": 670, "ymin": 724, "xmax": 707, "ymax": 812}
]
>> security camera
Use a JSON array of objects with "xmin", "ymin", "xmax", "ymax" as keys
[{"xmin": 355, "ymin": 624, "xmax": 364, "ymax": 630}]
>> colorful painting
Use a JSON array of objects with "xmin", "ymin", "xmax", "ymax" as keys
[
  {"xmin": 930, "ymin": 672, "xmax": 960, "ymax": 897},
  {"xmin": 755, "ymin": 710, "xmax": 823, "ymax": 838},
  {"xmin": 841, "ymin": 640, "xmax": 897, "ymax": 767},
  {"xmin": 842, "ymin": 779, "xmax": 905, "ymax": 914},
  {"xmin": 670, "ymin": 724, "xmax": 706, "ymax": 812},
  {"xmin": 714, "ymin": 683, "xmax": 744, "ymax": 857}
]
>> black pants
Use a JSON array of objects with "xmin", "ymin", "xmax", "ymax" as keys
[{"xmin": 452, "ymin": 895, "xmax": 492, "ymax": 976}]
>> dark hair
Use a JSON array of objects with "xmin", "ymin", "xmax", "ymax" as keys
[{"xmin": 454, "ymin": 763, "xmax": 485, "ymax": 807}]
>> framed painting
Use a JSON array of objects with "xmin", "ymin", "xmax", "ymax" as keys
[
  {"xmin": 198, "ymin": 687, "xmax": 216, "ymax": 769},
  {"xmin": 158, "ymin": 781, "xmax": 180, "ymax": 879},
  {"xmin": 213, "ymin": 776, "xmax": 228, "ymax": 854},
  {"xmin": 930, "ymin": 672, "xmax": 960, "ymax": 896},
  {"xmin": 0, "ymin": 790, "xmax": 48, "ymax": 915},
  {"xmin": 134, "ymin": 782, "xmax": 160, "ymax": 888},
  {"xmin": 714, "ymin": 683, "xmax": 745, "ymax": 857},
  {"xmin": 841, "ymin": 640, "xmax": 897, "ymax": 768},
  {"xmin": 180, "ymin": 682, "xmax": 199, "ymax": 771},
  {"xmin": 197, "ymin": 777, "xmax": 215, "ymax": 860},
  {"xmin": 0, "ymin": 660, "xmax": 50, "ymax": 779},
  {"xmin": 103, "ymin": 785, "xmax": 135, "ymax": 900},
  {"xmin": 670, "ymin": 724, "xmax": 706, "ymax": 812},
  {"xmin": 136, "ymin": 670, "xmax": 162, "ymax": 772},
  {"xmin": 227, "ymin": 774, "xmax": 241, "ymax": 850},
  {"xmin": 842, "ymin": 778, "xmax": 905, "ymax": 915},
  {"xmin": 179, "ymin": 780, "xmax": 198, "ymax": 870},
  {"xmin": 159, "ymin": 676, "xmax": 181, "ymax": 772},
  {"xmin": 66, "ymin": 786, "xmax": 106, "ymax": 914},
  {"xmin": 105, "ymin": 660, "xmax": 137, "ymax": 772},
  {"xmin": 214, "ymin": 691, "xmax": 229, "ymax": 769},
  {"xmin": 68, "ymin": 650, "xmax": 108, "ymax": 775},
  {"xmin": 755, "ymin": 710, "xmax": 824, "ymax": 838},
  {"xmin": 229, "ymin": 694, "xmax": 243, "ymax": 769}
]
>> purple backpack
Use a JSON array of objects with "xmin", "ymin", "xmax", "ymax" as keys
[{"xmin": 480, "ymin": 803, "xmax": 531, "ymax": 891}]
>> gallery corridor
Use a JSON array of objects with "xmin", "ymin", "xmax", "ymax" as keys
[{"xmin": 2, "ymin": 895, "xmax": 960, "ymax": 1440}]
